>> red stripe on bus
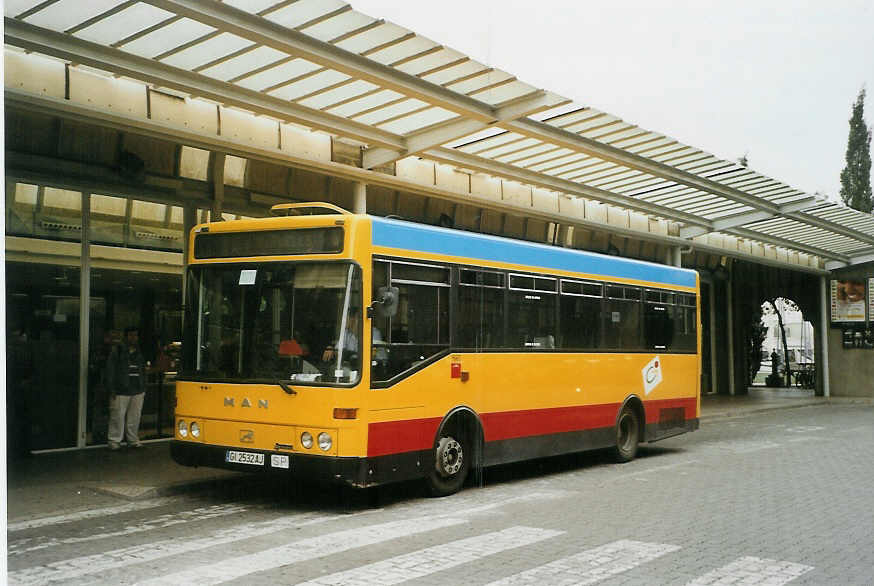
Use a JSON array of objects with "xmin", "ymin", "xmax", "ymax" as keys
[
  {"xmin": 367, "ymin": 396, "xmax": 697, "ymax": 457},
  {"xmin": 481, "ymin": 404, "xmax": 620, "ymax": 442},
  {"xmin": 367, "ymin": 418, "xmax": 441, "ymax": 458},
  {"xmin": 643, "ymin": 397, "xmax": 697, "ymax": 423}
]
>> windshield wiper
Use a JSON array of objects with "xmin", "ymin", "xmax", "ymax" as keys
[{"xmin": 276, "ymin": 379, "xmax": 298, "ymax": 395}]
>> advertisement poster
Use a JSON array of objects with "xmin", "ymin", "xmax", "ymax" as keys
[{"xmin": 831, "ymin": 279, "xmax": 866, "ymax": 322}]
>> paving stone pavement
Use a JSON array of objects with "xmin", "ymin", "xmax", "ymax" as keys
[{"xmin": 5, "ymin": 401, "xmax": 873, "ymax": 585}]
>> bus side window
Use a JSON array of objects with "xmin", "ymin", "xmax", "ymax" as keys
[
  {"xmin": 559, "ymin": 280, "xmax": 602, "ymax": 350},
  {"xmin": 604, "ymin": 285, "xmax": 643, "ymax": 351},
  {"xmin": 373, "ymin": 261, "xmax": 450, "ymax": 383},
  {"xmin": 672, "ymin": 294, "xmax": 698, "ymax": 352},
  {"xmin": 508, "ymin": 274, "xmax": 557, "ymax": 350},
  {"xmin": 457, "ymin": 269, "xmax": 505, "ymax": 350}
]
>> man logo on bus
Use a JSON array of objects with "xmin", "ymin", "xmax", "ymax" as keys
[{"xmin": 642, "ymin": 356, "xmax": 663, "ymax": 395}]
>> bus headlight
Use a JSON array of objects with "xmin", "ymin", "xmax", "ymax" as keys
[
  {"xmin": 190, "ymin": 421, "xmax": 201, "ymax": 438},
  {"xmin": 300, "ymin": 432, "xmax": 313, "ymax": 449},
  {"xmin": 178, "ymin": 420, "xmax": 188, "ymax": 438},
  {"xmin": 318, "ymin": 432, "xmax": 332, "ymax": 451}
]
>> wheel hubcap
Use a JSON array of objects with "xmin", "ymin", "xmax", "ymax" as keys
[{"xmin": 435, "ymin": 436, "xmax": 463, "ymax": 477}]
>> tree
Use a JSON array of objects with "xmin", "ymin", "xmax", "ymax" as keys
[
  {"xmin": 761, "ymin": 298, "xmax": 798, "ymax": 387},
  {"xmin": 839, "ymin": 89, "xmax": 873, "ymax": 213},
  {"xmin": 746, "ymin": 305, "xmax": 767, "ymax": 385}
]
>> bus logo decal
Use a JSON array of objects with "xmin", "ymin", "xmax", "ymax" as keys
[
  {"xmin": 240, "ymin": 429, "xmax": 254, "ymax": 443},
  {"xmin": 642, "ymin": 356, "xmax": 663, "ymax": 395},
  {"xmin": 225, "ymin": 397, "xmax": 268, "ymax": 409}
]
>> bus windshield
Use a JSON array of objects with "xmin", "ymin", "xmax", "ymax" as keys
[{"xmin": 181, "ymin": 261, "xmax": 362, "ymax": 385}]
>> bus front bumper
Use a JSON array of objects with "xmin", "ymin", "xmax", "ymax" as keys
[{"xmin": 170, "ymin": 440, "xmax": 372, "ymax": 488}]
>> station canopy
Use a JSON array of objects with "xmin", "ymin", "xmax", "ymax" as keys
[{"xmin": 5, "ymin": 0, "xmax": 874, "ymax": 268}]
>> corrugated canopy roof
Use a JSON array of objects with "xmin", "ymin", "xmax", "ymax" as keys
[{"xmin": 5, "ymin": 0, "xmax": 874, "ymax": 267}]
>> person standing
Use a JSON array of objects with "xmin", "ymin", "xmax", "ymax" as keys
[{"xmin": 106, "ymin": 326, "xmax": 146, "ymax": 449}]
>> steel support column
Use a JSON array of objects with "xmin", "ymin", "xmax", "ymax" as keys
[
  {"xmin": 353, "ymin": 182, "xmax": 367, "ymax": 214},
  {"xmin": 709, "ymin": 279, "xmax": 719, "ymax": 395},
  {"xmin": 77, "ymin": 191, "xmax": 91, "ymax": 448},
  {"xmin": 211, "ymin": 153, "xmax": 226, "ymax": 222},
  {"xmin": 818, "ymin": 275, "xmax": 831, "ymax": 397},
  {"xmin": 727, "ymin": 271, "xmax": 736, "ymax": 395},
  {"xmin": 182, "ymin": 204, "xmax": 197, "ymax": 303}
]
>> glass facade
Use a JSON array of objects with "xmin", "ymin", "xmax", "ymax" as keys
[
  {"xmin": 5, "ymin": 183, "xmax": 189, "ymax": 454},
  {"xmin": 6, "ymin": 263, "xmax": 82, "ymax": 452}
]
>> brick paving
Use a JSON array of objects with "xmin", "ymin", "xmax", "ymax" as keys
[{"xmin": 7, "ymin": 402, "xmax": 874, "ymax": 585}]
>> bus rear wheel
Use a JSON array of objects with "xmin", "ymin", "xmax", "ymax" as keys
[
  {"xmin": 426, "ymin": 433, "xmax": 470, "ymax": 496},
  {"xmin": 613, "ymin": 406, "xmax": 640, "ymax": 463}
]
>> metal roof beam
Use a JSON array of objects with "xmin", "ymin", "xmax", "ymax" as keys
[
  {"xmin": 785, "ymin": 211, "xmax": 874, "ymax": 247},
  {"xmin": 503, "ymin": 118, "xmax": 783, "ymax": 212},
  {"xmin": 824, "ymin": 248, "xmax": 874, "ymax": 270},
  {"xmin": 424, "ymin": 147, "xmax": 713, "ymax": 228},
  {"xmin": 849, "ymin": 249, "xmax": 874, "ymax": 265},
  {"xmin": 362, "ymin": 91, "xmax": 563, "ymax": 169},
  {"xmin": 143, "ymin": 0, "xmax": 501, "ymax": 121},
  {"xmin": 8, "ymin": 90, "xmax": 835, "ymax": 275},
  {"xmin": 3, "ymin": 18, "xmax": 405, "ymax": 150},
  {"xmin": 679, "ymin": 196, "xmax": 820, "ymax": 238}
]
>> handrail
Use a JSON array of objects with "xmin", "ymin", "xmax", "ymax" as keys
[{"xmin": 270, "ymin": 202, "xmax": 351, "ymax": 216}]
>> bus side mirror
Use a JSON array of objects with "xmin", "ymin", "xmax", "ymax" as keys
[{"xmin": 368, "ymin": 286, "xmax": 399, "ymax": 318}]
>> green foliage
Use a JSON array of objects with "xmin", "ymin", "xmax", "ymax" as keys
[{"xmin": 839, "ymin": 89, "xmax": 873, "ymax": 213}]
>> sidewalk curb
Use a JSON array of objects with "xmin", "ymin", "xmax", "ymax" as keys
[
  {"xmin": 81, "ymin": 472, "xmax": 245, "ymax": 501},
  {"xmin": 700, "ymin": 396, "xmax": 873, "ymax": 423},
  {"xmin": 700, "ymin": 401, "xmax": 824, "ymax": 422}
]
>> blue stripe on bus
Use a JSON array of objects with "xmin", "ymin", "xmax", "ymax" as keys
[{"xmin": 371, "ymin": 217, "xmax": 696, "ymax": 288}]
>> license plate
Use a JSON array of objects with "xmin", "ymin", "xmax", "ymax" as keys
[
  {"xmin": 226, "ymin": 450, "xmax": 264, "ymax": 466},
  {"xmin": 271, "ymin": 454, "xmax": 290, "ymax": 469}
]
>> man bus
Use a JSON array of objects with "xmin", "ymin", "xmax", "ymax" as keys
[{"xmin": 172, "ymin": 203, "xmax": 700, "ymax": 495}]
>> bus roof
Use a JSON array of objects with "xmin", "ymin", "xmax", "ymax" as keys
[{"xmin": 371, "ymin": 216, "xmax": 697, "ymax": 289}]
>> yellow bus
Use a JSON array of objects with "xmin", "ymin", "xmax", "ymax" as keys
[{"xmin": 171, "ymin": 203, "xmax": 700, "ymax": 495}]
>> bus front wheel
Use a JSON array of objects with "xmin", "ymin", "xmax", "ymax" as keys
[
  {"xmin": 613, "ymin": 406, "xmax": 640, "ymax": 463},
  {"xmin": 426, "ymin": 433, "xmax": 470, "ymax": 496}
]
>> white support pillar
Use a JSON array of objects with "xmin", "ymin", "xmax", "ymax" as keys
[
  {"xmin": 819, "ymin": 275, "xmax": 831, "ymax": 397},
  {"xmin": 77, "ymin": 191, "xmax": 91, "ymax": 448},
  {"xmin": 353, "ymin": 181, "xmax": 367, "ymax": 214},
  {"xmin": 665, "ymin": 246, "xmax": 682, "ymax": 267},
  {"xmin": 726, "ymin": 272, "xmax": 736, "ymax": 395}
]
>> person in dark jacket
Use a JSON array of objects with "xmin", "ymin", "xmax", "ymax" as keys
[{"xmin": 106, "ymin": 327, "xmax": 146, "ymax": 449}]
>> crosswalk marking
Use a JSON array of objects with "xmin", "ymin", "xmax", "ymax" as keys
[
  {"xmin": 135, "ymin": 517, "xmax": 469, "ymax": 586},
  {"xmin": 6, "ymin": 483, "xmax": 818, "ymax": 586},
  {"xmin": 297, "ymin": 526, "xmax": 564, "ymax": 586},
  {"xmin": 7, "ymin": 496, "xmax": 183, "ymax": 532},
  {"xmin": 8, "ymin": 504, "xmax": 248, "ymax": 556},
  {"xmin": 7, "ymin": 487, "xmax": 560, "ymax": 585},
  {"xmin": 486, "ymin": 539, "xmax": 681, "ymax": 585},
  {"xmin": 8, "ymin": 510, "xmax": 345, "ymax": 585},
  {"xmin": 396, "ymin": 490, "xmax": 569, "ymax": 519},
  {"xmin": 686, "ymin": 556, "xmax": 814, "ymax": 585}
]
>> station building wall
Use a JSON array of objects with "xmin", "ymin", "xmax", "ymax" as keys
[{"xmin": 827, "ymin": 262, "xmax": 874, "ymax": 398}]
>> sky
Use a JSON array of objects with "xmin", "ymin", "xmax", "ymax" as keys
[{"xmin": 352, "ymin": 0, "xmax": 874, "ymax": 203}]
